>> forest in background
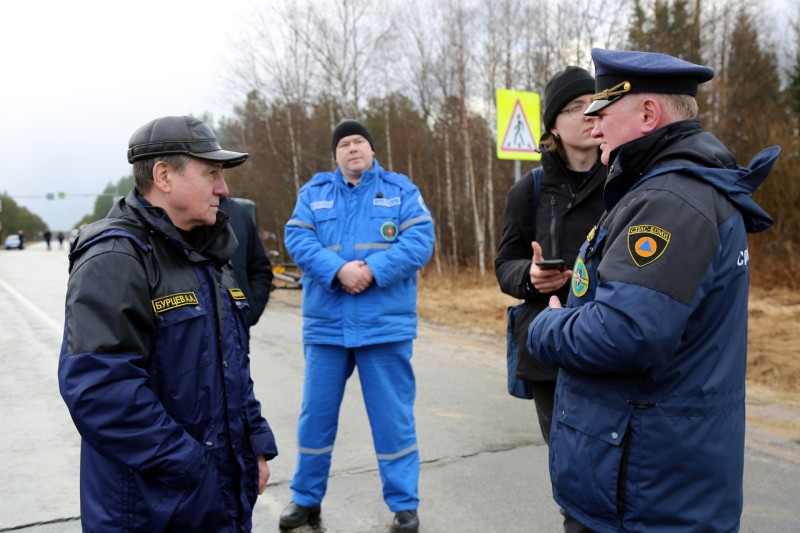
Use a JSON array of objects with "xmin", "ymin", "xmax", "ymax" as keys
[{"xmin": 74, "ymin": 0, "xmax": 800, "ymax": 289}]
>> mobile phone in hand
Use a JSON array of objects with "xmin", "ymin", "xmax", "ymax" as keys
[{"xmin": 535, "ymin": 259, "xmax": 566, "ymax": 271}]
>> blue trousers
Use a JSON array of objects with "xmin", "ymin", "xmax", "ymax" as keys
[{"xmin": 290, "ymin": 341, "xmax": 419, "ymax": 511}]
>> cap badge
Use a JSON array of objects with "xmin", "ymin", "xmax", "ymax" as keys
[{"xmin": 593, "ymin": 81, "xmax": 632, "ymax": 101}]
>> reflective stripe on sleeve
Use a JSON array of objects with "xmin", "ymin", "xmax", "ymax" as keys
[
  {"xmin": 399, "ymin": 215, "xmax": 433, "ymax": 232},
  {"xmin": 287, "ymin": 219, "xmax": 316, "ymax": 231}
]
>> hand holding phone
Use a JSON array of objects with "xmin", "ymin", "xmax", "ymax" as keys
[{"xmin": 535, "ymin": 259, "xmax": 566, "ymax": 271}]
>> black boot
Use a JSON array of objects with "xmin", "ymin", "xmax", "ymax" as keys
[
  {"xmin": 391, "ymin": 510, "xmax": 419, "ymax": 532},
  {"xmin": 279, "ymin": 502, "xmax": 321, "ymax": 529}
]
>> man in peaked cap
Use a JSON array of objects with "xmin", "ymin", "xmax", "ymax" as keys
[
  {"xmin": 281, "ymin": 119, "xmax": 434, "ymax": 532},
  {"xmin": 527, "ymin": 49, "xmax": 779, "ymax": 532},
  {"xmin": 59, "ymin": 116, "xmax": 277, "ymax": 531}
]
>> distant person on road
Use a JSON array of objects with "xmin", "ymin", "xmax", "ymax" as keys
[
  {"xmin": 495, "ymin": 66, "xmax": 604, "ymax": 533},
  {"xmin": 57, "ymin": 231, "xmax": 64, "ymax": 249},
  {"xmin": 280, "ymin": 119, "xmax": 434, "ymax": 532},
  {"xmin": 17, "ymin": 230, "xmax": 24, "ymax": 249},
  {"xmin": 43, "ymin": 230, "xmax": 52, "ymax": 250},
  {"xmin": 528, "ymin": 49, "xmax": 778, "ymax": 532},
  {"xmin": 58, "ymin": 115, "xmax": 277, "ymax": 531},
  {"xmin": 219, "ymin": 195, "xmax": 274, "ymax": 327}
]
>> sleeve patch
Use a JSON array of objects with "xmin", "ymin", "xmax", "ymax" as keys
[{"xmin": 628, "ymin": 225, "xmax": 671, "ymax": 267}]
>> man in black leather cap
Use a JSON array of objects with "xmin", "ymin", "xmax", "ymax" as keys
[{"xmin": 59, "ymin": 115, "xmax": 278, "ymax": 531}]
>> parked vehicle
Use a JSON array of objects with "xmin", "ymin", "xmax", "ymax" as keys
[{"xmin": 4, "ymin": 234, "xmax": 23, "ymax": 250}]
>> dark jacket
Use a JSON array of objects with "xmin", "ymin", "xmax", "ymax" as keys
[
  {"xmin": 59, "ymin": 190, "xmax": 278, "ymax": 532},
  {"xmin": 219, "ymin": 196, "xmax": 273, "ymax": 326},
  {"xmin": 529, "ymin": 121, "xmax": 777, "ymax": 532},
  {"xmin": 495, "ymin": 149, "xmax": 605, "ymax": 381}
]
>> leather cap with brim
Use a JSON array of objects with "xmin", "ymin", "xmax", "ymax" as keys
[
  {"xmin": 127, "ymin": 116, "xmax": 249, "ymax": 169},
  {"xmin": 584, "ymin": 48, "xmax": 714, "ymax": 116}
]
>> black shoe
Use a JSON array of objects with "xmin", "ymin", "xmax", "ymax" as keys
[
  {"xmin": 279, "ymin": 502, "xmax": 321, "ymax": 529},
  {"xmin": 391, "ymin": 510, "xmax": 419, "ymax": 532}
]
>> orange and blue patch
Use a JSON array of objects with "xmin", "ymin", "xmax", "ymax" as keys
[{"xmin": 627, "ymin": 225, "xmax": 670, "ymax": 267}]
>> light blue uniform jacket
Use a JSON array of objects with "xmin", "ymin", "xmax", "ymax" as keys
[{"xmin": 285, "ymin": 161, "xmax": 434, "ymax": 347}]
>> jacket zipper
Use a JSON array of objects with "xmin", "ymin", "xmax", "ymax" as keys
[{"xmin": 549, "ymin": 195, "xmax": 557, "ymax": 258}]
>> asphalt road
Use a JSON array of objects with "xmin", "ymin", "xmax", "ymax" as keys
[{"xmin": 1, "ymin": 242, "xmax": 799, "ymax": 532}]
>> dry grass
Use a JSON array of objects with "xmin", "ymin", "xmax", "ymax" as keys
[
  {"xmin": 417, "ymin": 266, "xmax": 515, "ymax": 338},
  {"xmin": 418, "ymin": 269, "xmax": 800, "ymax": 397}
]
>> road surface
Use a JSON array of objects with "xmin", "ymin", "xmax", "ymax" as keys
[{"xmin": 1, "ymin": 242, "xmax": 798, "ymax": 532}]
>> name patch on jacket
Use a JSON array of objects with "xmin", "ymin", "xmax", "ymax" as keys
[
  {"xmin": 311, "ymin": 200, "xmax": 334, "ymax": 210},
  {"xmin": 628, "ymin": 225, "xmax": 670, "ymax": 267},
  {"xmin": 373, "ymin": 197, "xmax": 401, "ymax": 207},
  {"xmin": 152, "ymin": 292, "xmax": 199, "ymax": 313},
  {"xmin": 229, "ymin": 288, "xmax": 246, "ymax": 300}
]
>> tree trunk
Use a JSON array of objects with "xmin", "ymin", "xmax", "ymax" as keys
[{"xmin": 444, "ymin": 124, "xmax": 458, "ymax": 273}]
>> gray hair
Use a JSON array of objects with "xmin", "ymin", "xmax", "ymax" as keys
[
  {"xmin": 132, "ymin": 154, "xmax": 190, "ymax": 194},
  {"xmin": 623, "ymin": 93, "xmax": 698, "ymax": 120}
]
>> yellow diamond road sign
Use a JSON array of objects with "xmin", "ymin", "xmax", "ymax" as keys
[{"xmin": 496, "ymin": 89, "xmax": 541, "ymax": 161}]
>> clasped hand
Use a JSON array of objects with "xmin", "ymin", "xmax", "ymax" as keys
[{"xmin": 336, "ymin": 260, "xmax": 374, "ymax": 294}]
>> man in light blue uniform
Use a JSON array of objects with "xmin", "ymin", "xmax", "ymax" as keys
[{"xmin": 281, "ymin": 119, "xmax": 434, "ymax": 532}]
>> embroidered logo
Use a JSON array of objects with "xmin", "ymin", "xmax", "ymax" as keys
[
  {"xmin": 152, "ymin": 292, "xmax": 199, "ymax": 313},
  {"xmin": 571, "ymin": 258, "xmax": 589, "ymax": 297},
  {"xmin": 310, "ymin": 200, "xmax": 334, "ymax": 210},
  {"xmin": 229, "ymin": 288, "xmax": 246, "ymax": 300},
  {"xmin": 380, "ymin": 221, "xmax": 399, "ymax": 241},
  {"xmin": 373, "ymin": 197, "xmax": 401, "ymax": 207},
  {"xmin": 628, "ymin": 225, "xmax": 670, "ymax": 267}
]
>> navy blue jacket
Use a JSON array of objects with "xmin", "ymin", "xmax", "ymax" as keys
[
  {"xmin": 528, "ymin": 121, "xmax": 777, "ymax": 532},
  {"xmin": 219, "ymin": 196, "xmax": 273, "ymax": 326},
  {"xmin": 59, "ymin": 190, "xmax": 277, "ymax": 532}
]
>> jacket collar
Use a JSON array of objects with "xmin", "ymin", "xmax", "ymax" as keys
[
  {"xmin": 116, "ymin": 190, "xmax": 236, "ymax": 264},
  {"xmin": 334, "ymin": 159, "xmax": 382, "ymax": 188},
  {"xmin": 604, "ymin": 120, "xmax": 701, "ymax": 209}
]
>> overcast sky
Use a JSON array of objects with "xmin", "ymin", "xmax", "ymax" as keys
[
  {"xmin": 0, "ymin": 0, "xmax": 258, "ymax": 231},
  {"xmin": 1, "ymin": 0, "xmax": 796, "ymax": 232}
]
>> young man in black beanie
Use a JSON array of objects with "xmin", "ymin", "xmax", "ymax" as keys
[
  {"xmin": 495, "ymin": 67, "xmax": 603, "ymax": 533},
  {"xmin": 282, "ymin": 119, "xmax": 434, "ymax": 532}
]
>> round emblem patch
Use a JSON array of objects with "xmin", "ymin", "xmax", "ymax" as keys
[
  {"xmin": 634, "ymin": 236, "xmax": 657, "ymax": 257},
  {"xmin": 380, "ymin": 221, "xmax": 399, "ymax": 241},
  {"xmin": 571, "ymin": 258, "xmax": 589, "ymax": 297}
]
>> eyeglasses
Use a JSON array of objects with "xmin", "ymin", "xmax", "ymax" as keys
[{"xmin": 559, "ymin": 102, "xmax": 590, "ymax": 119}]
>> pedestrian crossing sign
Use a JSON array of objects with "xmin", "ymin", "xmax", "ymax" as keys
[{"xmin": 496, "ymin": 89, "xmax": 541, "ymax": 161}]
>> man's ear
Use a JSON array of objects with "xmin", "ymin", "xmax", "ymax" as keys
[
  {"xmin": 640, "ymin": 97, "xmax": 663, "ymax": 134},
  {"xmin": 152, "ymin": 161, "xmax": 172, "ymax": 193}
]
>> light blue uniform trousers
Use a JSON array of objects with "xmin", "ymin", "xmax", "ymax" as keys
[{"xmin": 290, "ymin": 340, "xmax": 419, "ymax": 511}]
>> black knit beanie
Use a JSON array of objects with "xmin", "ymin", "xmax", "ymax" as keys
[
  {"xmin": 331, "ymin": 119, "xmax": 374, "ymax": 154},
  {"xmin": 542, "ymin": 66, "xmax": 596, "ymax": 133}
]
